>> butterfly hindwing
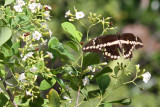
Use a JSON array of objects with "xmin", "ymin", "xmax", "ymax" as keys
[{"xmin": 103, "ymin": 44, "xmax": 121, "ymax": 60}]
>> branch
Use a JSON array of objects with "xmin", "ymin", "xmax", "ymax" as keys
[
  {"xmin": 3, "ymin": 81, "xmax": 18, "ymax": 107},
  {"xmin": 75, "ymin": 87, "xmax": 80, "ymax": 107}
]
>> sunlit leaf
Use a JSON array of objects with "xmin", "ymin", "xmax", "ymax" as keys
[
  {"xmin": 61, "ymin": 22, "xmax": 82, "ymax": 42},
  {"xmin": 4, "ymin": 0, "xmax": 14, "ymax": 6},
  {"xmin": 39, "ymin": 78, "xmax": 56, "ymax": 91},
  {"xmin": 66, "ymin": 41, "xmax": 79, "ymax": 53},
  {"xmin": 48, "ymin": 89, "xmax": 60, "ymax": 107},
  {"xmin": 100, "ymin": 102, "xmax": 112, "ymax": 107},
  {"xmin": 114, "ymin": 66, "xmax": 120, "ymax": 77},
  {"xmin": 48, "ymin": 37, "xmax": 75, "ymax": 61},
  {"xmin": 109, "ymin": 98, "xmax": 131, "ymax": 105},
  {"xmin": 0, "ymin": 27, "xmax": 12, "ymax": 46}
]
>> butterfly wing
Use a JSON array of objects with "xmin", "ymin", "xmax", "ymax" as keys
[
  {"xmin": 83, "ymin": 35, "xmax": 118, "ymax": 53},
  {"xmin": 120, "ymin": 33, "xmax": 143, "ymax": 59},
  {"xmin": 83, "ymin": 35, "xmax": 122, "ymax": 60},
  {"xmin": 103, "ymin": 44, "xmax": 121, "ymax": 60}
]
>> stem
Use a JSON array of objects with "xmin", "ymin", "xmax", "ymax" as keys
[
  {"xmin": 76, "ymin": 87, "xmax": 81, "ymax": 107},
  {"xmin": 3, "ymin": 81, "xmax": 18, "ymax": 107}
]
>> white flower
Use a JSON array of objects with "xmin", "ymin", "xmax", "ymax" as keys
[
  {"xmin": 22, "ymin": 55, "xmax": 27, "ymax": 61},
  {"xmin": 65, "ymin": 10, "xmax": 71, "ymax": 18},
  {"xmin": 49, "ymin": 29, "xmax": 53, "ymax": 37},
  {"xmin": 142, "ymin": 72, "xmax": 151, "ymax": 83},
  {"xmin": 88, "ymin": 66, "xmax": 95, "ymax": 72},
  {"xmin": 44, "ymin": 5, "xmax": 52, "ymax": 10},
  {"xmin": 26, "ymin": 90, "xmax": 32, "ymax": 96},
  {"xmin": 41, "ymin": 22, "xmax": 48, "ymax": 30},
  {"xmin": 14, "ymin": 5, "xmax": 23, "ymax": 12},
  {"xmin": 83, "ymin": 77, "xmax": 89, "ymax": 86},
  {"xmin": 0, "ymin": 88, "xmax": 3, "ymax": 92},
  {"xmin": 63, "ymin": 96, "xmax": 71, "ymax": 103},
  {"xmin": 22, "ymin": 52, "xmax": 34, "ymax": 61},
  {"xmin": 33, "ymin": 31, "xmax": 42, "ymax": 40},
  {"xmin": 30, "ymin": 66, "xmax": 38, "ymax": 73},
  {"xmin": 36, "ymin": 3, "xmax": 42, "ymax": 10},
  {"xmin": 26, "ymin": 52, "xmax": 34, "ymax": 57},
  {"xmin": 47, "ymin": 51, "xmax": 54, "ymax": 59},
  {"xmin": 41, "ymin": 39, "xmax": 48, "ymax": 45},
  {"xmin": 43, "ymin": 11, "xmax": 50, "ymax": 20},
  {"xmin": 17, "ymin": 0, "xmax": 25, "ymax": 6},
  {"xmin": 19, "ymin": 73, "xmax": 26, "ymax": 81},
  {"xmin": 75, "ymin": 11, "xmax": 85, "ymax": 19},
  {"xmin": 28, "ymin": 3, "xmax": 37, "ymax": 12}
]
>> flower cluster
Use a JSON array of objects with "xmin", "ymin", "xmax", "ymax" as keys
[
  {"xmin": 14, "ymin": 0, "xmax": 25, "ymax": 12},
  {"xmin": 13, "ymin": 0, "xmax": 52, "ymax": 20},
  {"xmin": 65, "ymin": 7, "xmax": 85, "ymax": 21}
]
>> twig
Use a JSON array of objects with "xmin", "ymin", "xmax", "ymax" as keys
[
  {"xmin": 75, "ymin": 87, "xmax": 80, "ymax": 107},
  {"xmin": 3, "ymin": 81, "xmax": 18, "ymax": 107}
]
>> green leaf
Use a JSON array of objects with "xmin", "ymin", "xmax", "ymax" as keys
[
  {"xmin": 4, "ymin": 0, "xmax": 14, "ymax": 6},
  {"xmin": 66, "ymin": 41, "xmax": 79, "ymax": 53},
  {"xmin": 48, "ymin": 89, "xmax": 60, "ymax": 107},
  {"xmin": 4, "ymin": 56, "xmax": 15, "ymax": 64},
  {"xmin": 92, "ymin": 67, "xmax": 112, "ymax": 80},
  {"xmin": 83, "ymin": 53, "xmax": 100, "ymax": 70},
  {"xmin": 87, "ymin": 89, "xmax": 101, "ymax": 99},
  {"xmin": 100, "ymin": 102, "xmax": 112, "ymax": 107},
  {"xmin": 61, "ymin": 22, "xmax": 82, "ymax": 42},
  {"xmin": 10, "ymin": 41, "xmax": 20, "ymax": 55},
  {"xmin": 69, "ymin": 77, "xmax": 80, "ymax": 91},
  {"xmin": 96, "ymin": 74, "xmax": 110, "ymax": 93},
  {"xmin": 0, "ymin": 27, "xmax": 12, "ymax": 46},
  {"xmin": 114, "ymin": 66, "xmax": 120, "ymax": 77},
  {"xmin": 108, "ymin": 98, "xmax": 131, "ymax": 105},
  {"xmin": 29, "ymin": 96, "xmax": 44, "ymax": 107},
  {"xmin": 48, "ymin": 37, "xmax": 75, "ymax": 61},
  {"xmin": 0, "ymin": 93, "xmax": 8, "ymax": 106},
  {"xmin": 39, "ymin": 78, "xmax": 56, "ymax": 91}
]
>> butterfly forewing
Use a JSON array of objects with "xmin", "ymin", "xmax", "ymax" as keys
[{"xmin": 83, "ymin": 35, "xmax": 118, "ymax": 53}]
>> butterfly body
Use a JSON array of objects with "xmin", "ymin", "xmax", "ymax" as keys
[{"xmin": 83, "ymin": 33, "xmax": 143, "ymax": 60}]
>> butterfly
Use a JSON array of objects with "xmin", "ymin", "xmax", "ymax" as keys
[{"xmin": 82, "ymin": 33, "xmax": 143, "ymax": 60}]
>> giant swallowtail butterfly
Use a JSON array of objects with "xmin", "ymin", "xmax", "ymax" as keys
[{"xmin": 82, "ymin": 33, "xmax": 143, "ymax": 60}]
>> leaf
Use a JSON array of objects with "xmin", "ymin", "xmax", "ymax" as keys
[
  {"xmin": 100, "ymin": 102, "xmax": 112, "ymax": 107},
  {"xmin": 83, "ymin": 53, "xmax": 100, "ymax": 70},
  {"xmin": 48, "ymin": 37, "xmax": 75, "ymax": 61},
  {"xmin": 29, "ymin": 96, "xmax": 44, "ymax": 107},
  {"xmin": 0, "ymin": 93, "xmax": 8, "ymax": 106},
  {"xmin": 0, "ymin": 27, "xmax": 12, "ymax": 46},
  {"xmin": 10, "ymin": 41, "xmax": 20, "ymax": 55},
  {"xmin": 61, "ymin": 22, "xmax": 82, "ymax": 42},
  {"xmin": 54, "ymin": 77, "xmax": 70, "ymax": 97},
  {"xmin": 92, "ymin": 67, "xmax": 112, "ymax": 80},
  {"xmin": 108, "ymin": 98, "xmax": 131, "ymax": 105},
  {"xmin": 86, "ymin": 89, "xmax": 101, "ymax": 100},
  {"xmin": 48, "ymin": 89, "xmax": 60, "ymax": 107},
  {"xmin": 66, "ymin": 41, "xmax": 79, "ymax": 53},
  {"xmin": 114, "ymin": 66, "xmax": 120, "ymax": 77},
  {"xmin": 96, "ymin": 74, "xmax": 110, "ymax": 93},
  {"xmin": 4, "ymin": 0, "xmax": 14, "ymax": 6},
  {"xmin": 39, "ymin": 78, "xmax": 56, "ymax": 91}
]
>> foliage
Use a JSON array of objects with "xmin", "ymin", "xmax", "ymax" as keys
[{"xmin": 0, "ymin": 0, "xmax": 151, "ymax": 107}]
